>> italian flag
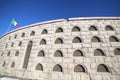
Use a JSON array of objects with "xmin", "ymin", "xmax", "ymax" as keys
[{"xmin": 11, "ymin": 19, "xmax": 18, "ymax": 27}]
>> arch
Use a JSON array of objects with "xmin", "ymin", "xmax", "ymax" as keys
[
  {"xmin": 22, "ymin": 41, "xmax": 33, "ymax": 69},
  {"xmin": 40, "ymin": 39, "xmax": 46, "ymax": 45},
  {"xmin": 94, "ymin": 49, "xmax": 105, "ymax": 56},
  {"xmin": 37, "ymin": 50, "xmax": 45, "ymax": 57},
  {"xmin": 73, "ymin": 50, "xmax": 83, "ymax": 57},
  {"xmin": 74, "ymin": 64, "xmax": 85, "ymax": 72},
  {"xmin": 53, "ymin": 64, "xmax": 63, "ymax": 72},
  {"xmin": 21, "ymin": 33, "xmax": 25, "ymax": 37},
  {"xmin": 54, "ymin": 50, "xmax": 63, "ymax": 57},
  {"xmin": 9, "ymin": 36, "xmax": 11, "ymax": 40},
  {"xmin": 35, "ymin": 63, "xmax": 43, "ymax": 71},
  {"xmin": 97, "ymin": 64, "xmax": 110, "ymax": 72},
  {"xmin": 30, "ymin": 31, "xmax": 35, "ymax": 36},
  {"xmin": 114, "ymin": 48, "xmax": 120, "ymax": 55},
  {"xmin": 55, "ymin": 38, "xmax": 63, "ymax": 44},
  {"xmin": 109, "ymin": 36, "xmax": 119, "ymax": 42},
  {"xmin": 1, "ymin": 52, "xmax": 3, "ymax": 56},
  {"xmin": 41, "ymin": 29, "xmax": 47, "ymax": 34},
  {"xmin": 72, "ymin": 26, "xmax": 80, "ymax": 32},
  {"xmin": 11, "ymin": 62, "xmax": 15, "ymax": 68},
  {"xmin": 14, "ymin": 34, "xmax": 17, "ymax": 39},
  {"xmin": 55, "ymin": 27, "xmax": 63, "ymax": 33},
  {"xmin": 91, "ymin": 36, "xmax": 101, "ymax": 42},
  {"xmin": 72, "ymin": 37, "xmax": 82, "ymax": 43},
  {"xmin": 89, "ymin": 26, "xmax": 97, "ymax": 31},
  {"xmin": 2, "ymin": 61, "xmax": 6, "ymax": 66},
  {"xmin": 18, "ymin": 41, "xmax": 22, "ymax": 46},
  {"xmin": 11, "ymin": 43, "xmax": 14, "ymax": 47},
  {"xmin": 7, "ymin": 51, "xmax": 10, "ymax": 56},
  {"xmin": 105, "ymin": 25, "xmax": 113, "ymax": 31},
  {"xmin": 15, "ymin": 51, "xmax": 19, "ymax": 56}
]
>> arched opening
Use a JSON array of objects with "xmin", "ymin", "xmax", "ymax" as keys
[
  {"xmin": 15, "ymin": 51, "xmax": 19, "ymax": 56},
  {"xmin": 74, "ymin": 64, "xmax": 85, "ymax": 72},
  {"xmin": 18, "ymin": 41, "xmax": 22, "ymax": 46},
  {"xmin": 72, "ymin": 26, "xmax": 80, "ymax": 32},
  {"xmin": 2, "ymin": 61, "xmax": 6, "ymax": 66},
  {"xmin": 11, "ymin": 62, "xmax": 15, "ymax": 68},
  {"xmin": 30, "ymin": 31, "xmax": 35, "ymax": 36},
  {"xmin": 55, "ymin": 27, "xmax": 63, "ymax": 33},
  {"xmin": 40, "ymin": 39, "xmax": 46, "ymax": 45},
  {"xmin": 11, "ymin": 43, "xmax": 14, "ymax": 47},
  {"xmin": 73, "ymin": 50, "xmax": 83, "ymax": 57},
  {"xmin": 41, "ymin": 29, "xmax": 47, "ymax": 34},
  {"xmin": 37, "ymin": 50, "xmax": 45, "ymax": 57},
  {"xmin": 53, "ymin": 64, "xmax": 63, "ymax": 72},
  {"xmin": 14, "ymin": 34, "xmax": 17, "ymax": 39},
  {"xmin": 105, "ymin": 25, "xmax": 113, "ymax": 31},
  {"xmin": 114, "ymin": 48, "xmax": 120, "ymax": 55},
  {"xmin": 21, "ymin": 33, "xmax": 25, "ymax": 37},
  {"xmin": 72, "ymin": 37, "xmax": 82, "ymax": 43},
  {"xmin": 91, "ymin": 36, "xmax": 101, "ymax": 42},
  {"xmin": 109, "ymin": 36, "xmax": 119, "ymax": 42},
  {"xmin": 22, "ymin": 41, "xmax": 33, "ymax": 69},
  {"xmin": 89, "ymin": 26, "xmax": 97, "ymax": 31},
  {"xmin": 55, "ymin": 38, "xmax": 63, "ymax": 44},
  {"xmin": 97, "ymin": 64, "xmax": 110, "ymax": 72},
  {"xmin": 54, "ymin": 50, "xmax": 63, "ymax": 57},
  {"xmin": 35, "ymin": 63, "xmax": 43, "ymax": 71},
  {"xmin": 94, "ymin": 49, "xmax": 105, "ymax": 56},
  {"xmin": 7, "ymin": 51, "xmax": 10, "ymax": 56}
]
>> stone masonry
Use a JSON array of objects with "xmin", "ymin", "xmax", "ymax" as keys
[{"xmin": 0, "ymin": 17, "xmax": 120, "ymax": 80}]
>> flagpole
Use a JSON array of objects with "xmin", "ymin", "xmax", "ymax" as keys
[{"xmin": 6, "ymin": 22, "xmax": 11, "ymax": 33}]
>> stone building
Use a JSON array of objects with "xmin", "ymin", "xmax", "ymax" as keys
[{"xmin": 0, "ymin": 17, "xmax": 120, "ymax": 80}]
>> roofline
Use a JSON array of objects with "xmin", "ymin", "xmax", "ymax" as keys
[{"xmin": 1, "ymin": 17, "xmax": 120, "ymax": 39}]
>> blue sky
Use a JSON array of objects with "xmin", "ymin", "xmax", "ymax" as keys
[{"xmin": 0, "ymin": 0, "xmax": 120, "ymax": 37}]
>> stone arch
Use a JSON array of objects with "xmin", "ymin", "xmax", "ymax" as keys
[
  {"xmin": 54, "ymin": 50, "xmax": 63, "ymax": 57},
  {"xmin": 30, "ymin": 31, "xmax": 35, "ymax": 36},
  {"xmin": 89, "ymin": 26, "xmax": 97, "ymax": 31},
  {"xmin": 15, "ymin": 51, "xmax": 19, "ymax": 56},
  {"xmin": 97, "ymin": 64, "xmax": 110, "ymax": 72},
  {"xmin": 41, "ymin": 29, "xmax": 47, "ymax": 34},
  {"xmin": 74, "ymin": 64, "xmax": 86, "ymax": 72},
  {"xmin": 37, "ymin": 50, "xmax": 45, "ymax": 57},
  {"xmin": 105, "ymin": 25, "xmax": 113, "ymax": 31},
  {"xmin": 40, "ymin": 39, "xmax": 46, "ymax": 45},
  {"xmin": 55, "ymin": 38, "xmax": 63, "ymax": 44},
  {"xmin": 35, "ymin": 63, "xmax": 43, "ymax": 71},
  {"xmin": 18, "ymin": 41, "xmax": 22, "ymax": 46},
  {"xmin": 55, "ymin": 27, "xmax": 63, "ymax": 33},
  {"xmin": 72, "ymin": 37, "xmax": 82, "ymax": 43},
  {"xmin": 72, "ymin": 26, "xmax": 80, "ymax": 32},
  {"xmin": 2, "ymin": 61, "xmax": 6, "ymax": 66},
  {"xmin": 53, "ymin": 64, "xmax": 63, "ymax": 72},
  {"xmin": 114, "ymin": 48, "xmax": 120, "ymax": 55},
  {"xmin": 73, "ymin": 50, "xmax": 83, "ymax": 57},
  {"xmin": 94, "ymin": 49, "xmax": 105, "ymax": 56},
  {"xmin": 11, "ymin": 43, "xmax": 14, "ymax": 47},
  {"xmin": 21, "ymin": 33, "xmax": 25, "ymax": 37},
  {"xmin": 109, "ymin": 36, "xmax": 119, "ymax": 42},
  {"xmin": 91, "ymin": 36, "xmax": 101, "ymax": 42},
  {"xmin": 22, "ymin": 41, "xmax": 33, "ymax": 69},
  {"xmin": 14, "ymin": 34, "xmax": 17, "ymax": 39},
  {"xmin": 11, "ymin": 62, "xmax": 15, "ymax": 68},
  {"xmin": 7, "ymin": 51, "xmax": 10, "ymax": 56}
]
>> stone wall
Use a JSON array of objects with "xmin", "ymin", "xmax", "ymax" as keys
[{"xmin": 0, "ymin": 17, "xmax": 120, "ymax": 80}]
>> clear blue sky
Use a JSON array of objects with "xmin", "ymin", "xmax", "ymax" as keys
[{"xmin": 0, "ymin": 0, "xmax": 120, "ymax": 37}]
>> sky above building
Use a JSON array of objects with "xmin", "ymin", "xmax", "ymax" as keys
[{"xmin": 0, "ymin": 0, "xmax": 120, "ymax": 37}]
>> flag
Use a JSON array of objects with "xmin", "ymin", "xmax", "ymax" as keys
[{"xmin": 11, "ymin": 19, "xmax": 18, "ymax": 27}]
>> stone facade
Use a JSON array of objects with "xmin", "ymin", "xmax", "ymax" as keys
[{"xmin": 0, "ymin": 17, "xmax": 120, "ymax": 80}]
